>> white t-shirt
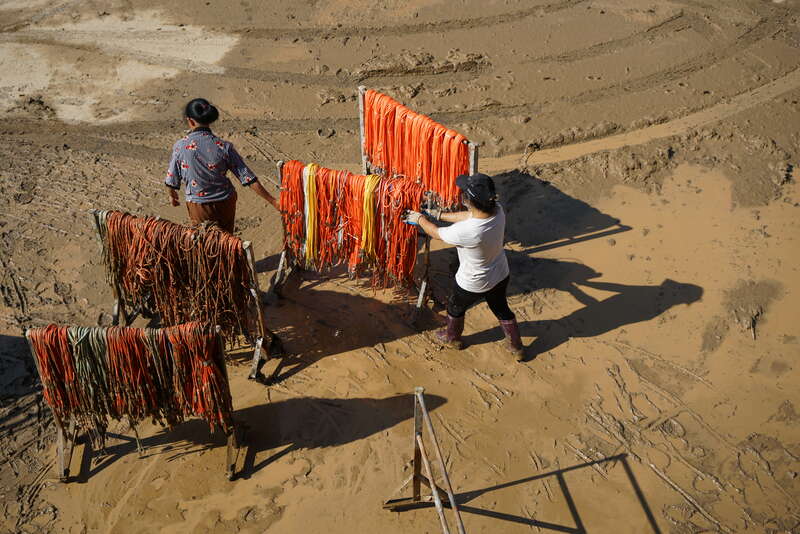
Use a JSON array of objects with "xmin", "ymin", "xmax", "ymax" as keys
[{"xmin": 437, "ymin": 204, "xmax": 510, "ymax": 293}]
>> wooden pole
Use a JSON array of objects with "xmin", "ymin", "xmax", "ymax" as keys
[
  {"xmin": 468, "ymin": 142, "xmax": 478, "ymax": 175},
  {"xmin": 243, "ymin": 241, "xmax": 268, "ymax": 380},
  {"xmin": 413, "ymin": 386, "xmax": 424, "ymax": 501},
  {"xmin": 358, "ymin": 85, "xmax": 368, "ymax": 175},
  {"xmin": 215, "ymin": 325, "xmax": 240, "ymax": 480},
  {"xmin": 416, "ymin": 389, "xmax": 467, "ymax": 534},
  {"xmin": 411, "ymin": 236, "xmax": 431, "ymax": 324},
  {"xmin": 90, "ymin": 209, "xmax": 128, "ymax": 326},
  {"xmin": 417, "ymin": 434, "xmax": 451, "ymax": 534},
  {"xmin": 268, "ymin": 160, "xmax": 291, "ymax": 298},
  {"xmin": 26, "ymin": 329, "xmax": 73, "ymax": 482}
]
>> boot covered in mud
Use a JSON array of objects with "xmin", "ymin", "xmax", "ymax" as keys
[
  {"xmin": 499, "ymin": 319, "xmax": 525, "ymax": 361},
  {"xmin": 434, "ymin": 314, "xmax": 464, "ymax": 350}
]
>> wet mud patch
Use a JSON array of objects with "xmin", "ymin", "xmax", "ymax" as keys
[
  {"xmin": 724, "ymin": 279, "xmax": 782, "ymax": 341},
  {"xmin": 701, "ymin": 279, "xmax": 782, "ymax": 352},
  {"xmin": 354, "ymin": 49, "xmax": 489, "ymax": 78}
]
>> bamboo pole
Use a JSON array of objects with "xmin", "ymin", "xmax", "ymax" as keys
[
  {"xmin": 89, "ymin": 209, "xmax": 128, "ymax": 326},
  {"xmin": 416, "ymin": 389, "xmax": 467, "ymax": 534},
  {"xmin": 468, "ymin": 142, "xmax": 479, "ymax": 175},
  {"xmin": 417, "ymin": 434, "xmax": 451, "ymax": 534},
  {"xmin": 358, "ymin": 85, "xmax": 368, "ymax": 174},
  {"xmin": 243, "ymin": 241, "xmax": 267, "ymax": 380}
]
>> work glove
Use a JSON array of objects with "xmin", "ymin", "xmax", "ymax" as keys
[
  {"xmin": 422, "ymin": 207, "xmax": 442, "ymax": 220},
  {"xmin": 403, "ymin": 210, "xmax": 423, "ymax": 225}
]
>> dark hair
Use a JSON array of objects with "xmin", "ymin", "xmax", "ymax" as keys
[
  {"xmin": 462, "ymin": 191, "xmax": 496, "ymax": 214},
  {"xmin": 184, "ymin": 98, "xmax": 219, "ymax": 125}
]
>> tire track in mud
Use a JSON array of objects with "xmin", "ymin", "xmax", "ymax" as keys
[
  {"xmin": 22, "ymin": 61, "xmax": 797, "ymax": 177},
  {"xmin": 0, "ymin": 0, "xmax": 84, "ymax": 33},
  {"xmin": 3, "ymin": 3, "xmax": 787, "ymax": 130},
  {"xmin": 527, "ymin": 10, "xmax": 711, "ymax": 64},
  {"xmin": 234, "ymin": 0, "xmax": 587, "ymax": 40},
  {"xmin": 427, "ymin": 12, "xmax": 789, "ymax": 124},
  {"xmin": 0, "ymin": 7, "xmax": 711, "ymax": 88},
  {"xmin": 0, "ymin": 33, "xmax": 488, "ymax": 86},
  {"xmin": 482, "ymin": 66, "xmax": 800, "ymax": 169}
]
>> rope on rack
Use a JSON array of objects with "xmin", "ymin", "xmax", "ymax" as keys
[
  {"xmin": 96, "ymin": 211, "xmax": 259, "ymax": 343},
  {"xmin": 363, "ymin": 89, "xmax": 469, "ymax": 207},
  {"xmin": 279, "ymin": 159, "xmax": 425, "ymax": 287},
  {"xmin": 27, "ymin": 322, "xmax": 233, "ymax": 441}
]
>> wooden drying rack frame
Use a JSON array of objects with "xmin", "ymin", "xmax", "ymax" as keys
[
  {"xmin": 384, "ymin": 387, "xmax": 467, "ymax": 534},
  {"xmin": 258, "ymin": 86, "xmax": 480, "ymax": 358},
  {"xmin": 24, "ymin": 325, "xmax": 242, "ymax": 482},
  {"xmin": 358, "ymin": 85, "xmax": 479, "ymax": 322},
  {"xmin": 88, "ymin": 209, "xmax": 272, "ymax": 381}
]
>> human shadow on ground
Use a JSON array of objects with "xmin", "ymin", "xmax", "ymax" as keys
[
  {"xmin": 400, "ymin": 453, "xmax": 661, "ymax": 533},
  {"xmin": 424, "ymin": 169, "xmax": 630, "ymax": 301},
  {"xmin": 464, "ymin": 276, "xmax": 703, "ymax": 360},
  {"xmin": 72, "ymin": 393, "xmax": 445, "ymax": 483}
]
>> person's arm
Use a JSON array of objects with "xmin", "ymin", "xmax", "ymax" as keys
[
  {"xmin": 227, "ymin": 143, "xmax": 280, "ymax": 211},
  {"xmin": 250, "ymin": 180, "xmax": 279, "ymax": 210},
  {"xmin": 417, "ymin": 214, "xmax": 442, "ymax": 240},
  {"xmin": 439, "ymin": 210, "xmax": 471, "ymax": 223},
  {"xmin": 165, "ymin": 148, "xmax": 182, "ymax": 206},
  {"xmin": 405, "ymin": 211, "xmax": 444, "ymax": 240},
  {"xmin": 423, "ymin": 207, "xmax": 471, "ymax": 223}
]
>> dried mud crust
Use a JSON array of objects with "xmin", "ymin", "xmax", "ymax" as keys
[{"xmin": 522, "ymin": 123, "xmax": 798, "ymax": 206}]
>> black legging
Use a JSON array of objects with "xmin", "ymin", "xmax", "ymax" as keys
[{"xmin": 447, "ymin": 276, "xmax": 515, "ymax": 320}]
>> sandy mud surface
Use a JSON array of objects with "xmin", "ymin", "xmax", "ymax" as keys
[{"xmin": 1, "ymin": 0, "xmax": 799, "ymax": 532}]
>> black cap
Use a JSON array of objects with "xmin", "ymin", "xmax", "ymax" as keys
[{"xmin": 455, "ymin": 173, "xmax": 496, "ymax": 204}]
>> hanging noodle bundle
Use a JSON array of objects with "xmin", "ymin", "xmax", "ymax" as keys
[
  {"xmin": 279, "ymin": 160, "xmax": 425, "ymax": 286},
  {"xmin": 27, "ymin": 322, "xmax": 233, "ymax": 438},
  {"xmin": 95, "ymin": 211, "xmax": 258, "ymax": 342},
  {"xmin": 363, "ymin": 89, "xmax": 470, "ymax": 207}
]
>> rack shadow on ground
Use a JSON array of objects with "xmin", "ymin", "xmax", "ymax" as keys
[
  {"xmin": 0, "ymin": 334, "xmax": 46, "ymax": 438},
  {"xmin": 238, "ymin": 392, "xmax": 446, "ymax": 478},
  {"xmin": 401, "ymin": 453, "xmax": 661, "ymax": 533},
  {"xmin": 72, "ymin": 393, "xmax": 444, "ymax": 483},
  {"xmin": 248, "ymin": 274, "xmax": 441, "ymax": 383}
]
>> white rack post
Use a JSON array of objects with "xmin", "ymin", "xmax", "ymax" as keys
[
  {"xmin": 243, "ymin": 241, "xmax": 269, "ymax": 380},
  {"xmin": 468, "ymin": 142, "xmax": 479, "ymax": 175},
  {"xmin": 358, "ymin": 85, "xmax": 368, "ymax": 175},
  {"xmin": 90, "ymin": 209, "xmax": 130, "ymax": 326},
  {"xmin": 384, "ymin": 387, "xmax": 466, "ymax": 534},
  {"xmin": 267, "ymin": 160, "xmax": 291, "ymax": 300}
]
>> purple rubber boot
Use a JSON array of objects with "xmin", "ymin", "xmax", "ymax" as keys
[
  {"xmin": 499, "ymin": 319, "xmax": 525, "ymax": 361},
  {"xmin": 435, "ymin": 314, "xmax": 464, "ymax": 350}
]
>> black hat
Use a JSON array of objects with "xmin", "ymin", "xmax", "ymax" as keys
[{"xmin": 455, "ymin": 173, "xmax": 496, "ymax": 204}]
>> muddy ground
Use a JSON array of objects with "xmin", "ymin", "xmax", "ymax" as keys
[{"xmin": 1, "ymin": 0, "xmax": 799, "ymax": 532}]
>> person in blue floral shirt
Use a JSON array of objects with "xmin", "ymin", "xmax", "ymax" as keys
[{"xmin": 165, "ymin": 98, "xmax": 278, "ymax": 233}]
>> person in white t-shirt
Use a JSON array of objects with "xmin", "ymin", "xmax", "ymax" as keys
[{"xmin": 405, "ymin": 173, "xmax": 524, "ymax": 360}]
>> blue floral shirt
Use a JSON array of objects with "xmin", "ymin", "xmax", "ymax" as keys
[{"xmin": 165, "ymin": 128, "xmax": 258, "ymax": 203}]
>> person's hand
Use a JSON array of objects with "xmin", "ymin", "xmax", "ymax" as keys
[
  {"xmin": 170, "ymin": 194, "xmax": 180, "ymax": 207},
  {"xmin": 404, "ymin": 210, "xmax": 423, "ymax": 225},
  {"xmin": 422, "ymin": 207, "xmax": 441, "ymax": 220}
]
